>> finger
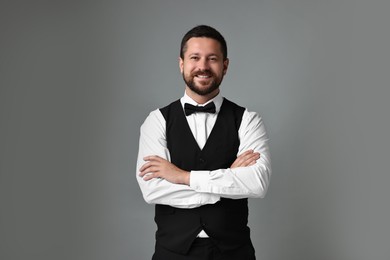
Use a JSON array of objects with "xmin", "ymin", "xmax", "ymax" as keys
[
  {"xmin": 143, "ymin": 155, "xmax": 162, "ymax": 162},
  {"xmin": 243, "ymin": 151, "xmax": 260, "ymax": 160},
  {"xmin": 142, "ymin": 172, "xmax": 160, "ymax": 181},
  {"xmin": 234, "ymin": 151, "xmax": 253, "ymax": 166},
  {"xmin": 237, "ymin": 150, "xmax": 253, "ymax": 158},
  {"xmin": 237, "ymin": 151, "xmax": 257, "ymax": 164},
  {"xmin": 139, "ymin": 162, "xmax": 161, "ymax": 176},
  {"xmin": 238, "ymin": 150, "xmax": 256, "ymax": 160},
  {"xmin": 231, "ymin": 150, "xmax": 260, "ymax": 168},
  {"xmin": 139, "ymin": 169, "xmax": 149, "ymax": 177},
  {"xmin": 244, "ymin": 153, "xmax": 260, "ymax": 164},
  {"xmin": 139, "ymin": 165, "xmax": 161, "ymax": 177},
  {"xmin": 139, "ymin": 161, "xmax": 155, "ymax": 173},
  {"xmin": 240, "ymin": 153, "xmax": 260, "ymax": 167}
]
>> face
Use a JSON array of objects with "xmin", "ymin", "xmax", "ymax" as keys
[{"xmin": 180, "ymin": 37, "xmax": 229, "ymax": 97}]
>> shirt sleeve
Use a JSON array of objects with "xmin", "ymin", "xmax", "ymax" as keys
[
  {"xmin": 189, "ymin": 109, "xmax": 272, "ymax": 199},
  {"xmin": 136, "ymin": 109, "xmax": 220, "ymax": 208}
]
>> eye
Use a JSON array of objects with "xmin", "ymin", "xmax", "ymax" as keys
[
  {"xmin": 209, "ymin": 56, "xmax": 218, "ymax": 61},
  {"xmin": 190, "ymin": 56, "xmax": 199, "ymax": 61}
]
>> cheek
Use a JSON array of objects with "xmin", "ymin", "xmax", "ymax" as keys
[
  {"xmin": 184, "ymin": 65, "xmax": 197, "ymax": 75},
  {"xmin": 212, "ymin": 65, "xmax": 224, "ymax": 75}
]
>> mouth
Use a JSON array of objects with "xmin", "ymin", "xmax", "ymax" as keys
[
  {"xmin": 193, "ymin": 71, "xmax": 213, "ymax": 80},
  {"xmin": 195, "ymin": 75, "xmax": 212, "ymax": 79}
]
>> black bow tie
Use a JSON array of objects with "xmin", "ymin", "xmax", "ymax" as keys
[{"xmin": 184, "ymin": 102, "xmax": 216, "ymax": 116}]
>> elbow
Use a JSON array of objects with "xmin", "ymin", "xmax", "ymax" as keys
[
  {"xmin": 138, "ymin": 183, "xmax": 156, "ymax": 205},
  {"xmin": 251, "ymin": 184, "xmax": 268, "ymax": 198},
  {"xmin": 257, "ymin": 188, "xmax": 269, "ymax": 198},
  {"xmin": 142, "ymin": 190, "xmax": 157, "ymax": 205},
  {"xmin": 143, "ymin": 197, "xmax": 154, "ymax": 205},
  {"xmin": 251, "ymin": 165, "xmax": 271, "ymax": 198}
]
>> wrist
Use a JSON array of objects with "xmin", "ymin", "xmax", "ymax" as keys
[{"xmin": 182, "ymin": 171, "xmax": 190, "ymax": 185}]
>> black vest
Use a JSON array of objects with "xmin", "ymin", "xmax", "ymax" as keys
[{"xmin": 156, "ymin": 98, "xmax": 250, "ymax": 254}]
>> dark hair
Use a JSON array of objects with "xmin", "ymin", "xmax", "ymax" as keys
[{"xmin": 180, "ymin": 25, "xmax": 228, "ymax": 60}]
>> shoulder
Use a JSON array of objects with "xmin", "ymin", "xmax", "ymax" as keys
[
  {"xmin": 223, "ymin": 98, "xmax": 265, "ymax": 130},
  {"xmin": 240, "ymin": 108, "xmax": 267, "ymax": 135},
  {"xmin": 223, "ymin": 97, "xmax": 262, "ymax": 123},
  {"xmin": 243, "ymin": 109, "xmax": 263, "ymax": 122},
  {"xmin": 140, "ymin": 97, "xmax": 183, "ymax": 133},
  {"xmin": 140, "ymin": 109, "xmax": 166, "ymax": 133},
  {"xmin": 221, "ymin": 98, "xmax": 245, "ymax": 122}
]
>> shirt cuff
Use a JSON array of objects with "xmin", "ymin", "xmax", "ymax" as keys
[{"xmin": 189, "ymin": 170, "xmax": 210, "ymax": 192}]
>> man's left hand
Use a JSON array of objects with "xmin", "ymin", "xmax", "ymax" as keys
[{"xmin": 139, "ymin": 156, "xmax": 190, "ymax": 185}]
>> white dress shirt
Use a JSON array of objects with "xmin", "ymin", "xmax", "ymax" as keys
[{"xmin": 136, "ymin": 91, "xmax": 272, "ymax": 210}]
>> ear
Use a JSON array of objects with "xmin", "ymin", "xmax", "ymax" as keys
[
  {"xmin": 223, "ymin": 58, "xmax": 229, "ymax": 75},
  {"xmin": 179, "ymin": 57, "xmax": 184, "ymax": 73}
]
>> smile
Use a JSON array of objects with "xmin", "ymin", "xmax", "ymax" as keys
[{"xmin": 196, "ymin": 75, "xmax": 211, "ymax": 79}]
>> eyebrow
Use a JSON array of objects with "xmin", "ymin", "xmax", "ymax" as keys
[{"xmin": 188, "ymin": 52, "xmax": 220, "ymax": 57}]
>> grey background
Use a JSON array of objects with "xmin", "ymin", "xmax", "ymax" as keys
[{"xmin": 1, "ymin": 0, "xmax": 389, "ymax": 259}]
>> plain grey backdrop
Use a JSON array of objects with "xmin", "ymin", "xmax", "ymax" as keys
[{"xmin": 1, "ymin": 0, "xmax": 389, "ymax": 259}]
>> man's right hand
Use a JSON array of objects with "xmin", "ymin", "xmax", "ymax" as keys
[{"xmin": 230, "ymin": 150, "xmax": 260, "ymax": 168}]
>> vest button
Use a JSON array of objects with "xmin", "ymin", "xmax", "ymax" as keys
[{"xmin": 199, "ymin": 158, "xmax": 205, "ymax": 163}]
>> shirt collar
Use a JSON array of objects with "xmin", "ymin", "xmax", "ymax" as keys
[{"xmin": 180, "ymin": 91, "xmax": 224, "ymax": 114}]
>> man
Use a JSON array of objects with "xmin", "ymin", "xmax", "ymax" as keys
[{"xmin": 136, "ymin": 25, "xmax": 271, "ymax": 260}]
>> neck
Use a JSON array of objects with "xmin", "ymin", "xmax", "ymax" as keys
[{"xmin": 185, "ymin": 87, "xmax": 220, "ymax": 105}]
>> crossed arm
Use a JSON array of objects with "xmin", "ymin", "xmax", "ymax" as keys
[
  {"xmin": 136, "ymin": 109, "xmax": 271, "ymax": 208},
  {"xmin": 139, "ymin": 150, "xmax": 260, "ymax": 185}
]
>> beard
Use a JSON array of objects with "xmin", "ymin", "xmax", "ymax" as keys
[{"xmin": 182, "ymin": 69, "xmax": 223, "ymax": 96}]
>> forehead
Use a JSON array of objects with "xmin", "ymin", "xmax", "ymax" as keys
[{"xmin": 184, "ymin": 37, "xmax": 223, "ymax": 56}]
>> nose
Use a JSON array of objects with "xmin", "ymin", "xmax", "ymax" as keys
[{"xmin": 197, "ymin": 58, "xmax": 210, "ymax": 71}]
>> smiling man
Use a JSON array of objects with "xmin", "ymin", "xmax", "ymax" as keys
[{"xmin": 136, "ymin": 25, "xmax": 271, "ymax": 260}]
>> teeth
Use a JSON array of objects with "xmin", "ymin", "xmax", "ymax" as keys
[{"xmin": 197, "ymin": 75, "xmax": 210, "ymax": 78}]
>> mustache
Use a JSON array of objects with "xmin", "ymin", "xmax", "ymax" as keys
[{"xmin": 192, "ymin": 70, "xmax": 213, "ymax": 77}]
